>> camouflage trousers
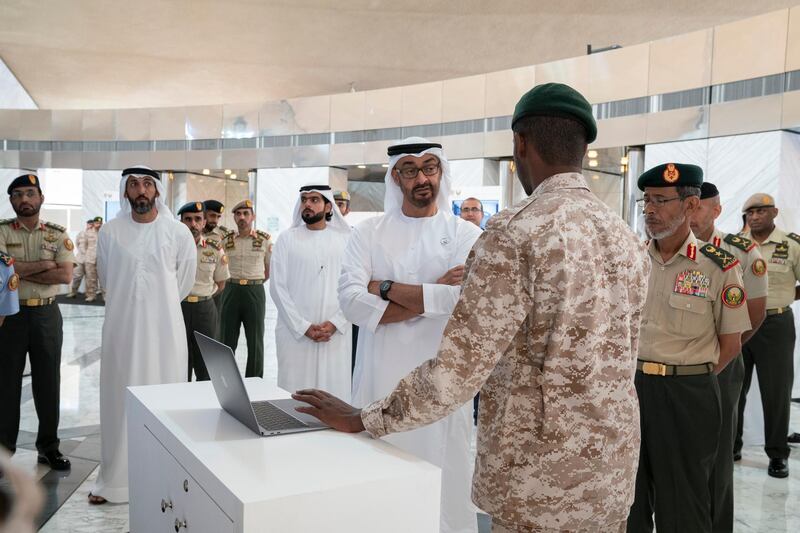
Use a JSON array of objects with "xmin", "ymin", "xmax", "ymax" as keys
[{"xmin": 491, "ymin": 519, "xmax": 626, "ymax": 533}]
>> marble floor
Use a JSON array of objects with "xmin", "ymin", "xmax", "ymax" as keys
[{"xmin": 3, "ymin": 300, "xmax": 800, "ymax": 532}]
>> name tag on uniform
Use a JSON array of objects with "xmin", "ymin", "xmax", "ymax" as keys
[
  {"xmin": 674, "ymin": 270, "xmax": 710, "ymax": 298},
  {"xmin": 200, "ymin": 256, "xmax": 217, "ymax": 264},
  {"xmin": 41, "ymin": 242, "xmax": 58, "ymax": 253},
  {"xmin": 770, "ymin": 257, "xmax": 787, "ymax": 265}
]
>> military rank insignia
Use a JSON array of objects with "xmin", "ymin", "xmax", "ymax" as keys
[
  {"xmin": 663, "ymin": 163, "xmax": 680, "ymax": 183},
  {"xmin": 723, "ymin": 233, "xmax": 755, "ymax": 252},
  {"xmin": 64, "ymin": 238, "xmax": 74, "ymax": 251},
  {"xmin": 787, "ymin": 232, "xmax": 800, "ymax": 245},
  {"xmin": 700, "ymin": 243, "xmax": 739, "ymax": 271},
  {"xmin": 752, "ymin": 258, "xmax": 767, "ymax": 277},
  {"xmin": 772, "ymin": 242, "xmax": 789, "ymax": 260},
  {"xmin": 8, "ymin": 273, "xmax": 19, "ymax": 291},
  {"xmin": 722, "ymin": 284, "xmax": 746, "ymax": 308},
  {"xmin": 674, "ymin": 270, "xmax": 710, "ymax": 298}
]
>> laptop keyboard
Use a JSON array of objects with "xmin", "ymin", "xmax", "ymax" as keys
[{"xmin": 251, "ymin": 401, "xmax": 307, "ymax": 430}]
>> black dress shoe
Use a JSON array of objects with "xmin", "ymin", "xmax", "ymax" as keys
[
  {"xmin": 768, "ymin": 458, "xmax": 789, "ymax": 478},
  {"xmin": 788, "ymin": 432, "xmax": 800, "ymax": 444},
  {"xmin": 37, "ymin": 451, "xmax": 71, "ymax": 471},
  {"xmin": 733, "ymin": 451, "xmax": 742, "ymax": 462}
]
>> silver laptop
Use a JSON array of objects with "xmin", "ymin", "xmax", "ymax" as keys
[{"xmin": 195, "ymin": 331, "xmax": 328, "ymax": 437}]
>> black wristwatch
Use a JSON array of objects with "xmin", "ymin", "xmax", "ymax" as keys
[{"xmin": 379, "ymin": 280, "xmax": 394, "ymax": 301}]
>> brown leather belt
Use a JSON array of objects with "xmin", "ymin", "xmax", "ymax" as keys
[
  {"xmin": 230, "ymin": 279, "xmax": 264, "ymax": 286},
  {"xmin": 20, "ymin": 297, "xmax": 55, "ymax": 307},
  {"xmin": 183, "ymin": 295, "xmax": 213, "ymax": 303},
  {"xmin": 766, "ymin": 306, "xmax": 791, "ymax": 316},
  {"xmin": 637, "ymin": 360, "xmax": 714, "ymax": 377}
]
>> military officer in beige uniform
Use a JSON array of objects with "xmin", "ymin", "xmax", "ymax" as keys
[
  {"xmin": 179, "ymin": 202, "xmax": 230, "ymax": 381},
  {"xmin": 734, "ymin": 193, "xmax": 800, "ymax": 479},
  {"xmin": 66, "ymin": 220, "xmax": 92, "ymax": 298},
  {"xmin": 628, "ymin": 164, "xmax": 751, "ymax": 533},
  {"xmin": 0, "ymin": 174, "xmax": 75, "ymax": 471},
  {"xmin": 690, "ymin": 181, "xmax": 768, "ymax": 532},
  {"xmin": 219, "ymin": 199, "xmax": 273, "ymax": 377},
  {"xmin": 203, "ymin": 200, "xmax": 233, "ymax": 314}
]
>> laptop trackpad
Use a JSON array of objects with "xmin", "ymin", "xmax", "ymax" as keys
[{"xmin": 270, "ymin": 398, "xmax": 329, "ymax": 428}]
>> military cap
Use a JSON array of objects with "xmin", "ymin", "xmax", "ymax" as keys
[
  {"xmin": 121, "ymin": 166, "xmax": 160, "ymax": 181},
  {"xmin": 86, "ymin": 219, "xmax": 95, "ymax": 224},
  {"xmin": 700, "ymin": 182, "xmax": 719, "ymax": 200},
  {"xmin": 232, "ymin": 199, "xmax": 254, "ymax": 212},
  {"xmin": 178, "ymin": 201, "xmax": 205, "ymax": 216},
  {"xmin": 511, "ymin": 83, "xmax": 597, "ymax": 143},
  {"xmin": 333, "ymin": 190, "xmax": 351, "ymax": 202},
  {"xmin": 7, "ymin": 173, "xmax": 42, "ymax": 195},
  {"xmin": 637, "ymin": 163, "xmax": 703, "ymax": 191},
  {"xmin": 742, "ymin": 193, "xmax": 775, "ymax": 212},
  {"xmin": 203, "ymin": 199, "xmax": 225, "ymax": 214},
  {"xmin": 93, "ymin": 216, "xmax": 103, "ymax": 223}
]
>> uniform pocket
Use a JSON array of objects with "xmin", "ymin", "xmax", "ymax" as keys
[{"xmin": 668, "ymin": 293, "xmax": 710, "ymax": 336}]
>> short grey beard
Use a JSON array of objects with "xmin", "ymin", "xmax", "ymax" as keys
[{"xmin": 646, "ymin": 213, "xmax": 685, "ymax": 240}]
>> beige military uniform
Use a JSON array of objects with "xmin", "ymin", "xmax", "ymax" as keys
[
  {"xmin": 188, "ymin": 238, "xmax": 230, "ymax": 298},
  {"xmin": 203, "ymin": 225, "xmax": 232, "ymax": 247},
  {"xmin": 740, "ymin": 227, "xmax": 800, "ymax": 310},
  {"xmin": 361, "ymin": 173, "xmax": 652, "ymax": 531},
  {"xmin": 708, "ymin": 228, "xmax": 768, "ymax": 300},
  {"xmin": 224, "ymin": 228, "xmax": 272, "ymax": 282},
  {"xmin": 639, "ymin": 232, "xmax": 751, "ymax": 366},
  {"xmin": 0, "ymin": 219, "xmax": 75, "ymax": 301}
]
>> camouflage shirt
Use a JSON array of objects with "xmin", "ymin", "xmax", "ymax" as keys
[{"xmin": 361, "ymin": 173, "xmax": 651, "ymax": 530}]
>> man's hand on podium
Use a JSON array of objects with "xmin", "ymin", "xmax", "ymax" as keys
[{"xmin": 292, "ymin": 389, "xmax": 366, "ymax": 433}]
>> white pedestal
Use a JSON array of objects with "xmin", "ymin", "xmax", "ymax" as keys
[{"xmin": 127, "ymin": 379, "xmax": 441, "ymax": 533}]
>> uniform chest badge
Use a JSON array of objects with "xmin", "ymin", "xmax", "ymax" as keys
[
  {"xmin": 773, "ymin": 242, "xmax": 790, "ymax": 260},
  {"xmin": 722, "ymin": 284, "xmax": 746, "ymax": 308},
  {"xmin": 674, "ymin": 270, "xmax": 710, "ymax": 298},
  {"xmin": 252, "ymin": 239, "xmax": 263, "ymax": 249},
  {"xmin": 752, "ymin": 258, "xmax": 767, "ymax": 277},
  {"xmin": 43, "ymin": 232, "xmax": 58, "ymax": 243}
]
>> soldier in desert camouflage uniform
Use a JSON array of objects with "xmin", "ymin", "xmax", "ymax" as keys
[{"xmin": 293, "ymin": 83, "xmax": 651, "ymax": 532}]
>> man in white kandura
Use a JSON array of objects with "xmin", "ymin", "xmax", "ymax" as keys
[
  {"xmin": 91, "ymin": 166, "xmax": 196, "ymax": 504},
  {"xmin": 270, "ymin": 185, "xmax": 352, "ymax": 400},
  {"xmin": 338, "ymin": 137, "xmax": 482, "ymax": 533}
]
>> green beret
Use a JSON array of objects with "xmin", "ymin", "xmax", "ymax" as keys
[
  {"xmin": 7, "ymin": 174, "xmax": 42, "ymax": 195},
  {"xmin": 178, "ymin": 201, "xmax": 205, "ymax": 216},
  {"xmin": 512, "ymin": 83, "xmax": 597, "ymax": 143},
  {"xmin": 637, "ymin": 163, "xmax": 703, "ymax": 191},
  {"xmin": 93, "ymin": 216, "xmax": 103, "ymax": 223}
]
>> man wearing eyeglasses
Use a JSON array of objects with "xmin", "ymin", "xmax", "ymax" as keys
[
  {"xmin": 459, "ymin": 198, "xmax": 484, "ymax": 228},
  {"xmin": 0, "ymin": 174, "xmax": 75, "ymax": 473},
  {"xmin": 628, "ymin": 164, "xmax": 751, "ymax": 532}
]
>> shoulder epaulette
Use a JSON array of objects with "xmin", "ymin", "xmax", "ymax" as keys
[
  {"xmin": 724, "ymin": 233, "xmax": 756, "ymax": 252},
  {"xmin": 222, "ymin": 229, "xmax": 235, "ymax": 239},
  {"xmin": 211, "ymin": 239, "xmax": 224, "ymax": 251},
  {"xmin": 787, "ymin": 232, "xmax": 800, "ymax": 245},
  {"xmin": 43, "ymin": 221, "xmax": 66, "ymax": 232},
  {"xmin": 0, "ymin": 218, "xmax": 13, "ymax": 226},
  {"xmin": 700, "ymin": 243, "xmax": 740, "ymax": 272},
  {"xmin": 218, "ymin": 225, "xmax": 229, "ymax": 233},
  {"xmin": 256, "ymin": 229, "xmax": 271, "ymax": 240},
  {"xmin": 0, "ymin": 251, "xmax": 13, "ymax": 266}
]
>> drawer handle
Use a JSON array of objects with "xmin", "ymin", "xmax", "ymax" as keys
[
  {"xmin": 161, "ymin": 499, "xmax": 173, "ymax": 513},
  {"xmin": 174, "ymin": 518, "xmax": 188, "ymax": 531},
  {"xmin": 183, "ymin": 479, "xmax": 189, "ymax": 492}
]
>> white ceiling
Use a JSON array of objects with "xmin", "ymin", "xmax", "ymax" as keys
[{"xmin": 0, "ymin": 0, "xmax": 796, "ymax": 109}]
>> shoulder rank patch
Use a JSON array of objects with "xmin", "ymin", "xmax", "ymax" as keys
[
  {"xmin": 64, "ymin": 238, "xmax": 74, "ymax": 251},
  {"xmin": 43, "ymin": 221, "xmax": 66, "ymax": 232},
  {"xmin": 0, "ymin": 251, "xmax": 13, "ymax": 266},
  {"xmin": 787, "ymin": 232, "xmax": 800, "ymax": 245},
  {"xmin": 8, "ymin": 273, "xmax": 19, "ymax": 291},
  {"xmin": 700, "ymin": 243, "xmax": 740, "ymax": 271},
  {"xmin": 218, "ymin": 225, "xmax": 229, "ymax": 233},
  {"xmin": 752, "ymin": 258, "xmax": 767, "ymax": 277},
  {"xmin": 0, "ymin": 218, "xmax": 12, "ymax": 226},
  {"xmin": 724, "ymin": 233, "xmax": 756, "ymax": 252},
  {"xmin": 255, "ymin": 230, "xmax": 271, "ymax": 241},
  {"xmin": 721, "ymin": 284, "xmax": 746, "ymax": 308}
]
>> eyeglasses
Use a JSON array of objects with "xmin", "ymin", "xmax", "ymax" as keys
[
  {"xmin": 10, "ymin": 190, "xmax": 39, "ymax": 200},
  {"xmin": 461, "ymin": 207, "xmax": 483, "ymax": 213},
  {"xmin": 394, "ymin": 163, "xmax": 440, "ymax": 180},
  {"xmin": 636, "ymin": 196, "xmax": 682, "ymax": 208}
]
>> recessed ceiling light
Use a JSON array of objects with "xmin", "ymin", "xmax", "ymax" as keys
[
  {"xmin": 224, "ymin": 169, "xmax": 232, "ymax": 175},
  {"xmin": 202, "ymin": 169, "xmax": 210, "ymax": 175},
  {"xmin": 588, "ymin": 160, "xmax": 598, "ymax": 167},
  {"xmin": 588, "ymin": 150, "xmax": 598, "ymax": 159},
  {"xmin": 357, "ymin": 165, "xmax": 366, "ymax": 169},
  {"xmin": 231, "ymin": 173, "xmax": 237, "ymax": 179}
]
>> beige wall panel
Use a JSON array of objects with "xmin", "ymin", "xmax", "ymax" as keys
[
  {"xmin": 365, "ymin": 88, "xmax": 402, "ymax": 130},
  {"xmin": 440, "ymin": 133, "xmax": 485, "ymax": 160},
  {"xmin": 81, "ymin": 151, "xmax": 113, "ymax": 170},
  {"xmin": 442, "ymin": 75, "xmax": 486, "ymax": 122},
  {"xmin": 51, "ymin": 110, "xmax": 83, "ymax": 141},
  {"xmin": 0, "ymin": 151, "xmax": 20, "ymax": 168},
  {"xmin": 221, "ymin": 103, "xmax": 258, "ymax": 139},
  {"xmin": 115, "ymin": 109, "xmax": 150, "ymax": 141},
  {"xmin": 19, "ymin": 110, "xmax": 52, "ymax": 140},
  {"xmin": 709, "ymin": 95, "xmax": 783, "ymax": 137},
  {"xmin": 329, "ymin": 143, "xmax": 365, "ymax": 166},
  {"xmin": 588, "ymin": 43, "xmax": 650, "ymax": 103},
  {"xmin": 292, "ymin": 145, "xmax": 330, "ymax": 167},
  {"xmin": 259, "ymin": 101, "xmax": 296, "ymax": 136},
  {"xmin": 712, "ymin": 9, "xmax": 789, "ymax": 85},
  {"xmin": 51, "ymin": 151, "xmax": 82, "ymax": 169},
  {"xmin": 221, "ymin": 149, "xmax": 258, "ymax": 170},
  {"xmin": 331, "ymin": 92, "xmax": 366, "ymax": 132},
  {"xmin": 645, "ymin": 106, "xmax": 710, "ymax": 144},
  {"xmin": 485, "ymin": 66, "xmax": 535, "ymax": 118},
  {"xmin": 82, "ymin": 110, "xmax": 115, "ymax": 141},
  {"xmin": 150, "ymin": 151, "xmax": 187, "ymax": 170},
  {"xmin": 19, "ymin": 151, "xmax": 50, "ymax": 169},
  {"xmin": 536, "ymin": 56, "xmax": 590, "ymax": 100},
  {"xmin": 483, "ymin": 130, "xmax": 513, "ymax": 158},
  {"xmin": 648, "ymin": 29, "xmax": 713, "ymax": 94},
  {"xmin": 257, "ymin": 147, "xmax": 293, "ymax": 168},
  {"xmin": 0, "ymin": 110, "xmax": 21, "ymax": 138},
  {"xmin": 785, "ymin": 6, "xmax": 800, "ymax": 71},
  {"xmin": 592, "ymin": 115, "xmax": 648, "ymax": 150},
  {"xmin": 781, "ymin": 91, "xmax": 800, "ymax": 129},
  {"xmin": 185, "ymin": 105, "xmax": 223, "ymax": 140},
  {"xmin": 149, "ymin": 107, "xmax": 186, "ymax": 140},
  {"xmin": 401, "ymin": 82, "xmax": 443, "ymax": 126},
  {"xmin": 364, "ymin": 140, "xmax": 394, "ymax": 165},
  {"xmin": 287, "ymin": 95, "xmax": 331, "ymax": 134},
  {"xmin": 185, "ymin": 150, "xmax": 222, "ymax": 171}
]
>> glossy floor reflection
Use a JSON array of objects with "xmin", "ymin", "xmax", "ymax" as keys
[{"xmin": 7, "ymin": 300, "xmax": 800, "ymax": 532}]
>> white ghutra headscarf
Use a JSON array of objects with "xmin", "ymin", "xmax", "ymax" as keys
[
  {"xmin": 382, "ymin": 136, "xmax": 453, "ymax": 214},
  {"xmin": 117, "ymin": 166, "xmax": 172, "ymax": 220},
  {"xmin": 290, "ymin": 185, "xmax": 351, "ymax": 234}
]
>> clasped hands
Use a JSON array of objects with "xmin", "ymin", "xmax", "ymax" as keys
[{"xmin": 304, "ymin": 321, "xmax": 337, "ymax": 342}]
